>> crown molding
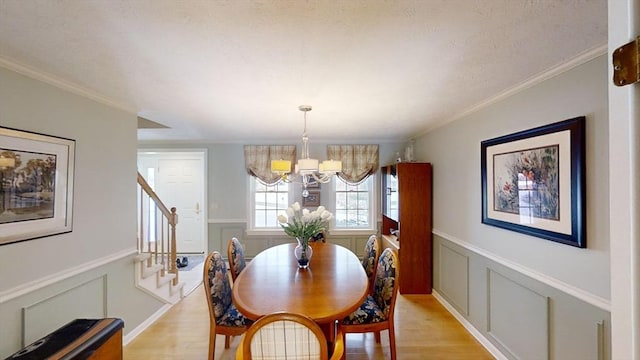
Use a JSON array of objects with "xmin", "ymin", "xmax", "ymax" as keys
[
  {"xmin": 415, "ymin": 44, "xmax": 608, "ymax": 137},
  {"xmin": 0, "ymin": 56, "xmax": 136, "ymax": 114}
]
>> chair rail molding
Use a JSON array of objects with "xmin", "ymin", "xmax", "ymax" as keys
[
  {"xmin": 0, "ymin": 247, "xmax": 137, "ymax": 304},
  {"xmin": 208, "ymin": 218, "xmax": 246, "ymax": 223},
  {"xmin": 432, "ymin": 229, "xmax": 611, "ymax": 312}
]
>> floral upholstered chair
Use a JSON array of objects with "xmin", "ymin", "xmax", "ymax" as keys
[
  {"xmin": 341, "ymin": 248, "xmax": 399, "ymax": 360},
  {"xmin": 203, "ymin": 251, "xmax": 251, "ymax": 359},
  {"xmin": 362, "ymin": 235, "xmax": 380, "ymax": 294},
  {"xmin": 227, "ymin": 237, "xmax": 246, "ymax": 283}
]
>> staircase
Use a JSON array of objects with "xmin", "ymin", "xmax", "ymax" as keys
[{"xmin": 136, "ymin": 172, "xmax": 185, "ymax": 304}]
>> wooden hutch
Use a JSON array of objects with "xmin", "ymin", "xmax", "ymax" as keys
[{"xmin": 381, "ymin": 162, "xmax": 432, "ymax": 294}]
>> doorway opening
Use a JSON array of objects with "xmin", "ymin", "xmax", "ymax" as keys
[{"xmin": 137, "ymin": 150, "xmax": 207, "ymax": 256}]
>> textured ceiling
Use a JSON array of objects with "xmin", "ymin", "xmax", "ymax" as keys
[{"xmin": 0, "ymin": 0, "xmax": 607, "ymax": 143}]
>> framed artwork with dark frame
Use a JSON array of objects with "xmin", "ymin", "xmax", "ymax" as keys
[
  {"xmin": 0, "ymin": 126, "xmax": 75, "ymax": 246},
  {"xmin": 302, "ymin": 191, "xmax": 321, "ymax": 207},
  {"xmin": 306, "ymin": 177, "xmax": 320, "ymax": 188},
  {"xmin": 481, "ymin": 116, "xmax": 585, "ymax": 248}
]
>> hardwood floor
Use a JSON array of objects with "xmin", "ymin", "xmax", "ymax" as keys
[{"xmin": 124, "ymin": 282, "xmax": 494, "ymax": 360}]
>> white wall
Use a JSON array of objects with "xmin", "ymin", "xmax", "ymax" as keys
[
  {"xmin": 0, "ymin": 66, "xmax": 163, "ymax": 357},
  {"xmin": 417, "ymin": 53, "xmax": 610, "ymax": 300}
]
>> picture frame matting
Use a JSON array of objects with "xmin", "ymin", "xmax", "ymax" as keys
[
  {"xmin": 480, "ymin": 116, "xmax": 585, "ymax": 248},
  {"xmin": 0, "ymin": 126, "xmax": 75, "ymax": 246}
]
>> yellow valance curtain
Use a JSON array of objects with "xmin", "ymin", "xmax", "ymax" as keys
[
  {"xmin": 244, "ymin": 145, "xmax": 296, "ymax": 185},
  {"xmin": 327, "ymin": 144, "xmax": 379, "ymax": 184}
]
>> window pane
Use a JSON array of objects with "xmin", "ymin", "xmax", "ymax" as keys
[
  {"xmin": 336, "ymin": 192, "xmax": 346, "ymax": 210},
  {"xmin": 253, "ymin": 178, "xmax": 290, "ymax": 229},
  {"xmin": 278, "ymin": 192, "xmax": 288, "ymax": 209},
  {"xmin": 265, "ymin": 192, "xmax": 277, "ymax": 208},
  {"xmin": 255, "ymin": 182, "xmax": 267, "ymax": 192},
  {"xmin": 335, "ymin": 211, "xmax": 347, "ymax": 227},
  {"xmin": 358, "ymin": 192, "xmax": 369, "ymax": 209},
  {"xmin": 357, "ymin": 213, "xmax": 369, "ymax": 227},
  {"xmin": 276, "ymin": 181, "xmax": 288, "ymax": 192},
  {"xmin": 265, "ymin": 210, "xmax": 278, "ymax": 227},
  {"xmin": 346, "ymin": 193, "xmax": 358, "ymax": 209},
  {"xmin": 334, "ymin": 177, "xmax": 373, "ymax": 229},
  {"xmin": 255, "ymin": 210, "xmax": 266, "ymax": 227},
  {"xmin": 345, "ymin": 210, "xmax": 357, "ymax": 227},
  {"xmin": 254, "ymin": 193, "xmax": 265, "ymax": 210}
]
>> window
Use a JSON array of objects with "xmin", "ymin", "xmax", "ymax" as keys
[
  {"xmin": 333, "ymin": 176, "xmax": 375, "ymax": 229},
  {"xmin": 251, "ymin": 178, "xmax": 290, "ymax": 229}
]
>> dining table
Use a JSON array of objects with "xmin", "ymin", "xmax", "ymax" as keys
[{"xmin": 231, "ymin": 242, "xmax": 368, "ymax": 338}]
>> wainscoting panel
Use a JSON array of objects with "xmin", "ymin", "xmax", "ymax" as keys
[
  {"xmin": 487, "ymin": 269, "xmax": 549, "ymax": 360},
  {"xmin": 438, "ymin": 243, "xmax": 469, "ymax": 315},
  {"xmin": 22, "ymin": 275, "xmax": 107, "ymax": 346},
  {"xmin": 327, "ymin": 237, "xmax": 353, "ymax": 252},
  {"xmin": 354, "ymin": 236, "xmax": 370, "ymax": 258},
  {"xmin": 220, "ymin": 226, "xmax": 246, "ymax": 251},
  {"xmin": 432, "ymin": 232, "xmax": 611, "ymax": 360},
  {"xmin": 209, "ymin": 223, "xmax": 247, "ymax": 254}
]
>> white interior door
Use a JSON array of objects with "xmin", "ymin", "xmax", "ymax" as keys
[
  {"xmin": 138, "ymin": 151, "xmax": 206, "ymax": 254},
  {"xmin": 156, "ymin": 158, "xmax": 205, "ymax": 254}
]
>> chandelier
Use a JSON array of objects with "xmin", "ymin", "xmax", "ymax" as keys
[{"xmin": 271, "ymin": 105, "xmax": 342, "ymax": 197}]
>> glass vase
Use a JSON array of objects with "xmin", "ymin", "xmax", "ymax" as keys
[{"xmin": 294, "ymin": 237, "xmax": 313, "ymax": 269}]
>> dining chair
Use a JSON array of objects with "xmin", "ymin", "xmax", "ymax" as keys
[
  {"xmin": 236, "ymin": 312, "xmax": 344, "ymax": 360},
  {"xmin": 362, "ymin": 235, "xmax": 380, "ymax": 295},
  {"xmin": 341, "ymin": 248, "xmax": 399, "ymax": 360},
  {"xmin": 203, "ymin": 251, "xmax": 251, "ymax": 359},
  {"xmin": 312, "ymin": 231, "xmax": 326, "ymax": 243},
  {"xmin": 227, "ymin": 237, "xmax": 246, "ymax": 283}
]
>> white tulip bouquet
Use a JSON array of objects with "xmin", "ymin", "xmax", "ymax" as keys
[{"xmin": 277, "ymin": 202, "xmax": 333, "ymax": 247}]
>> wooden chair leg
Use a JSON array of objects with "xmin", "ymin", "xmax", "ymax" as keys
[
  {"xmin": 388, "ymin": 327, "xmax": 397, "ymax": 360},
  {"xmin": 208, "ymin": 332, "xmax": 216, "ymax": 359},
  {"xmin": 374, "ymin": 331, "xmax": 381, "ymax": 343},
  {"xmin": 225, "ymin": 335, "xmax": 231, "ymax": 348}
]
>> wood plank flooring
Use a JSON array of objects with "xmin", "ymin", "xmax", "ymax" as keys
[{"xmin": 124, "ymin": 282, "xmax": 495, "ymax": 359}]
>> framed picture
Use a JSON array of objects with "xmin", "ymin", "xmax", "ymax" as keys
[
  {"xmin": 302, "ymin": 191, "xmax": 321, "ymax": 207},
  {"xmin": 0, "ymin": 126, "xmax": 75, "ymax": 246},
  {"xmin": 481, "ymin": 116, "xmax": 585, "ymax": 248},
  {"xmin": 306, "ymin": 177, "xmax": 320, "ymax": 188}
]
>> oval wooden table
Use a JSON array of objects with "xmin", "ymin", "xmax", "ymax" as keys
[{"xmin": 232, "ymin": 242, "xmax": 368, "ymax": 328}]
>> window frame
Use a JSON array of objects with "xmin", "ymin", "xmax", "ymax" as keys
[
  {"xmin": 247, "ymin": 176, "xmax": 293, "ymax": 235},
  {"xmin": 329, "ymin": 175, "xmax": 378, "ymax": 235}
]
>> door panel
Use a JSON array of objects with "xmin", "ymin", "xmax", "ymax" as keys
[{"xmin": 157, "ymin": 158, "xmax": 204, "ymax": 253}]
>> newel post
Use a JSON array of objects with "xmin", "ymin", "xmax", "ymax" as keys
[{"xmin": 170, "ymin": 207, "xmax": 179, "ymax": 285}]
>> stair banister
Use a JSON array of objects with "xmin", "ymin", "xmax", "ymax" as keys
[{"xmin": 137, "ymin": 172, "xmax": 179, "ymax": 285}]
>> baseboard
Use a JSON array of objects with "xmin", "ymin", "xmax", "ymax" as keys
[
  {"xmin": 432, "ymin": 290, "xmax": 508, "ymax": 360},
  {"xmin": 122, "ymin": 303, "xmax": 173, "ymax": 346}
]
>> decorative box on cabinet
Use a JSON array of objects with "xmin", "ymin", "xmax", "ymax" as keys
[
  {"xmin": 6, "ymin": 318, "xmax": 124, "ymax": 360},
  {"xmin": 381, "ymin": 162, "xmax": 432, "ymax": 294}
]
